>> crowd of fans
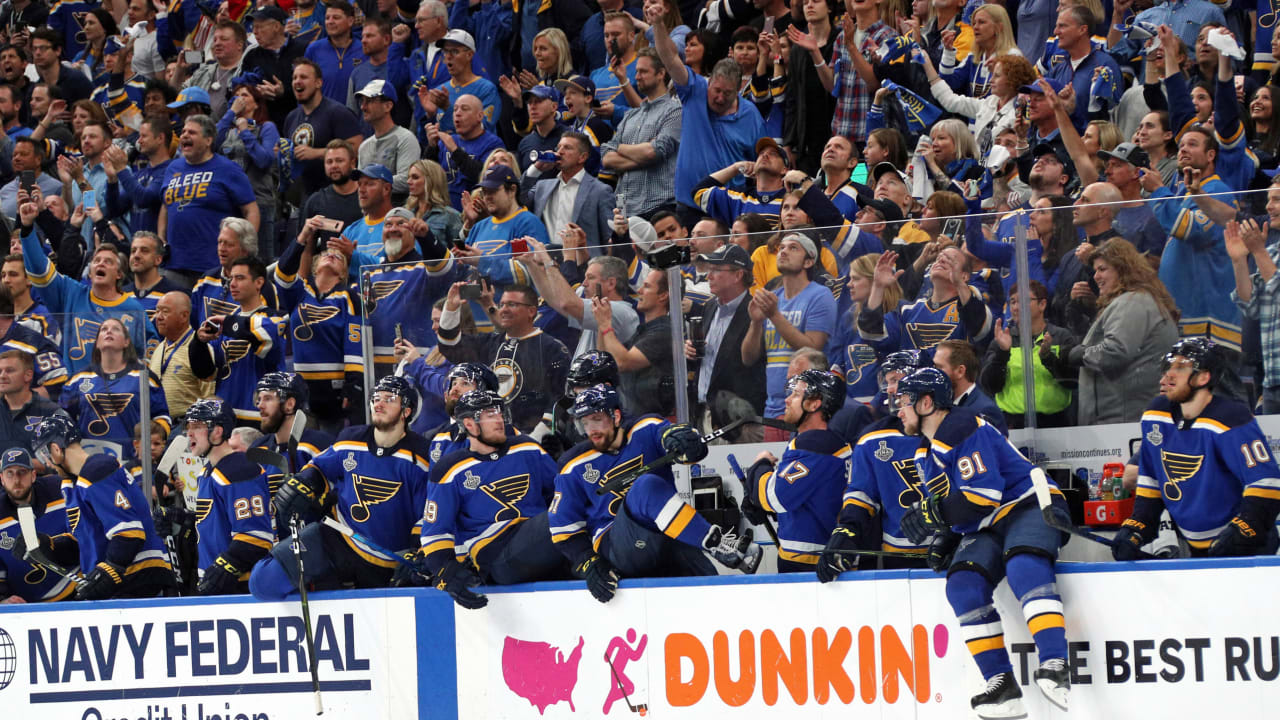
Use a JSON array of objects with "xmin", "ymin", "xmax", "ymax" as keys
[{"xmin": 0, "ymin": 0, "xmax": 1279, "ymax": 607}]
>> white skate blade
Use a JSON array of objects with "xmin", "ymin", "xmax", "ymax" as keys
[
  {"xmin": 975, "ymin": 698, "xmax": 1027, "ymax": 720},
  {"xmin": 1035, "ymin": 677, "xmax": 1069, "ymax": 712}
]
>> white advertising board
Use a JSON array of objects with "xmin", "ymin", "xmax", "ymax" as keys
[{"xmin": 0, "ymin": 595, "xmax": 419, "ymax": 720}]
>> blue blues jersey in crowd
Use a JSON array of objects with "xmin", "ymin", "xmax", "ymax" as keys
[
  {"xmin": 64, "ymin": 453, "xmax": 172, "ymax": 580},
  {"xmin": 2, "ymin": 319, "xmax": 68, "ymax": 394},
  {"xmin": 828, "ymin": 317, "xmax": 880, "ymax": 404},
  {"xmin": 840, "ymin": 416, "xmax": 936, "ymax": 552},
  {"xmin": 61, "ymin": 365, "xmax": 171, "ymax": 459},
  {"xmin": 1134, "ymin": 395, "xmax": 1280, "ymax": 551},
  {"xmin": 465, "ymin": 209, "xmax": 550, "ymax": 286},
  {"xmin": 273, "ymin": 263, "xmax": 362, "ymax": 386},
  {"xmin": 420, "ymin": 437, "xmax": 558, "ymax": 574},
  {"xmin": 190, "ymin": 268, "xmax": 282, "ymax": 330},
  {"xmin": 362, "ymin": 250, "xmax": 457, "ymax": 368},
  {"xmin": 48, "ymin": 0, "xmax": 94, "ymax": 59},
  {"xmin": 21, "ymin": 231, "xmax": 156, "ymax": 375},
  {"xmin": 16, "ymin": 300, "xmax": 62, "ymax": 348},
  {"xmin": 913, "ymin": 408, "xmax": 1057, "ymax": 535},
  {"xmin": 299, "ymin": 426, "xmax": 432, "ymax": 567},
  {"xmin": 195, "ymin": 452, "xmax": 274, "ymax": 581},
  {"xmin": 862, "ymin": 290, "xmax": 993, "ymax": 353},
  {"xmin": 426, "ymin": 421, "xmax": 468, "ymax": 467},
  {"xmin": 751, "ymin": 429, "xmax": 850, "ymax": 566},
  {"xmin": 0, "ymin": 476, "xmax": 77, "ymax": 601},
  {"xmin": 549, "ymin": 415, "xmax": 673, "ymax": 564},
  {"xmin": 196, "ymin": 306, "xmax": 285, "ymax": 424}
]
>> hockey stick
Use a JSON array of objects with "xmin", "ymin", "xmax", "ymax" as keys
[
  {"xmin": 725, "ymin": 454, "xmax": 781, "ymax": 546},
  {"xmin": 155, "ymin": 435, "xmax": 190, "ymax": 586},
  {"xmin": 288, "ymin": 410, "xmax": 307, "ymax": 474},
  {"xmin": 320, "ymin": 517, "xmax": 417, "ymax": 569},
  {"xmin": 245, "ymin": 447, "xmax": 289, "ymax": 474},
  {"xmin": 17, "ymin": 506, "xmax": 86, "ymax": 585},
  {"xmin": 827, "ymin": 547, "xmax": 931, "ymax": 560},
  {"xmin": 1030, "ymin": 467, "xmax": 1155, "ymax": 560},
  {"xmin": 604, "ymin": 652, "xmax": 648, "ymax": 715},
  {"xmin": 289, "ymin": 513, "xmax": 324, "ymax": 715},
  {"xmin": 595, "ymin": 416, "xmax": 798, "ymax": 496}
]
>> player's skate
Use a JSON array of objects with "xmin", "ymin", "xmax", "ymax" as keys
[
  {"xmin": 705, "ymin": 527, "xmax": 762, "ymax": 574},
  {"xmin": 970, "ymin": 672, "xmax": 1027, "ymax": 719},
  {"xmin": 1034, "ymin": 657, "xmax": 1070, "ymax": 711}
]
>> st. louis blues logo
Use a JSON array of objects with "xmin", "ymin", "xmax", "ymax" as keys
[
  {"xmin": 482, "ymin": 473, "xmax": 531, "ymax": 522},
  {"xmin": 294, "ymin": 304, "xmax": 340, "ymax": 341},
  {"xmin": 204, "ymin": 297, "xmax": 240, "ymax": 321},
  {"xmin": 350, "ymin": 475, "xmax": 402, "ymax": 522},
  {"xmin": 85, "ymin": 393, "xmax": 135, "ymax": 436}
]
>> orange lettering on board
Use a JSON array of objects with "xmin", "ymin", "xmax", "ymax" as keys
[
  {"xmin": 760, "ymin": 629, "xmax": 808, "ymax": 706},
  {"xmin": 811, "ymin": 627, "xmax": 855, "ymax": 705},
  {"xmin": 912, "ymin": 624, "xmax": 932, "ymax": 702},
  {"xmin": 712, "ymin": 630, "xmax": 755, "ymax": 707},
  {"xmin": 858, "ymin": 626, "xmax": 877, "ymax": 704},
  {"xmin": 881, "ymin": 624, "xmax": 932, "ymax": 703},
  {"xmin": 664, "ymin": 633, "xmax": 708, "ymax": 707}
]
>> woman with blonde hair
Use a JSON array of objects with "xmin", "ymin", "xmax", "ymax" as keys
[
  {"xmin": 828, "ymin": 252, "xmax": 903, "ymax": 403},
  {"xmin": 1050, "ymin": 238, "xmax": 1180, "ymax": 425},
  {"xmin": 939, "ymin": 3, "xmax": 1021, "ymax": 98},
  {"xmin": 498, "ymin": 28, "xmax": 574, "ymax": 131},
  {"xmin": 405, "ymin": 160, "xmax": 463, "ymax": 245},
  {"xmin": 918, "ymin": 117, "xmax": 980, "ymax": 191},
  {"xmin": 925, "ymin": 51, "xmax": 1036, "ymax": 156}
]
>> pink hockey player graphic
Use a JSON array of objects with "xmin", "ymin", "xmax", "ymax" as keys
[{"xmin": 501, "ymin": 634, "xmax": 585, "ymax": 714}]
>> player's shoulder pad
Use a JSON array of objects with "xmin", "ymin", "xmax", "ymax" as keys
[
  {"xmin": 624, "ymin": 414, "xmax": 667, "ymax": 439},
  {"xmin": 1196, "ymin": 395, "xmax": 1258, "ymax": 433},
  {"xmin": 506, "ymin": 435, "xmax": 549, "ymax": 456},
  {"xmin": 793, "ymin": 428, "xmax": 852, "ymax": 456},
  {"xmin": 214, "ymin": 452, "xmax": 268, "ymax": 483},
  {"xmin": 856, "ymin": 414, "xmax": 905, "ymax": 442},
  {"xmin": 430, "ymin": 448, "xmax": 476, "ymax": 484},
  {"xmin": 933, "ymin": 408, "xmax": 982, "ymax": 450},
  {"xmin": 559, "ymin": 439, "xmax": 600, "ymax": 473},
  {"xmin": 79, "ymin": 453, "xmax": 124, "ymax": 483},
  {"xmin": 397, "ymin": 429, "xmax": 434, "ymax": 457},
  {"xmin": 300, "ymin": 428, "xmax": 335, "ymax": 452},
  {"xmin": 335, "ymin": 425, "xmax": 372, "ymax": 444},
  {"xmin": 1144, "ymin": 394, "xmax": 1175, "ymax": 415}
]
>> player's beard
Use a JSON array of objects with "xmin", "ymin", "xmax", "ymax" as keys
[
  {"xmin": 1163, "ymin": 379, "xmax": 1196, "ymax": 404},
  {"xmin": 260, "ymin": 407, "xmax": 285, "ymax": 434},
  {"xmin": 589, "ymin": 425, "xmax": 617, "ymax": 452},
  {"xmin": 372, "ymin": 413, "xmax": 403, "ymax": 433}
]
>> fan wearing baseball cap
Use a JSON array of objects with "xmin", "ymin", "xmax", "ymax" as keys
[
  {"xmin": 354, "ymin": 79, "xmax": 419, "ymax": 195},
  {"xmin": 345, "ymin": 16, "xmax": 412, "ymax": 131},
  {"xmin": 692, "ymin": 137, "xmax": 790, "ymax": 226},
  {"xmin": 427, "ymin": 28, "xmax": 502, "ymax": 136},
  {"xmin": 460, "ymin": 165, "xmax": 552, "ymax": 287}
]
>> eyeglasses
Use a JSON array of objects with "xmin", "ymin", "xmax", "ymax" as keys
[{"xmin": 499, "ymin": 300, "xmax": 535, "ymax": 308}]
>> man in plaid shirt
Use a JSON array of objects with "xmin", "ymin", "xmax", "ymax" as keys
[
  {"xmin": 1226, "ymin": 207, "xmax": 1280, "ymax": 414},
  {"xmin": 830, "ymin": 0, "xmax": 899, "ymax": 143}
]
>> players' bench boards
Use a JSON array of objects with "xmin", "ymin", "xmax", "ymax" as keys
[{"xmin": 1, "ymin": 556, "xmax": 1277, "ymax": 718}]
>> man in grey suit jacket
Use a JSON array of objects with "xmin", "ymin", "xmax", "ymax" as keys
[{"xmin": 530, "ymin": 131, "xmax": 616, "ymax": 257}]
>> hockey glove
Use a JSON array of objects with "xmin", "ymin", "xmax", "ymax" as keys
[
  {"xmin": 1111, "ymin": 519, "xmax": 1149, "ymax": 561},
  {"xmin": 1209, "ymin": 515, "xmax": 1266, "ymax": 557},
  {"xmin": 574, "ymin": 554, "xmax": 619, "ymax": 603},
  {"xmin": 274, "ymin": 475, "xmax": 325, "ymax": 522},
  {"xmin": 739, "ymin": 487, "xmax": 769, "ymax": 527},
  {"xmin": 392, "ymin": 550, "xmax": 430, "ymax": 586},
  {"xmin": 197, "ymin": 555, "xmax": 243, "ymax": 595},
  {"xmin": 77, "ymin": 561, "xmax": 126, "ymax": 600},
  {"xmin": 900, "ymin": 495, "xmax": 948, "ymax": 545},
  {"xmin": 816, "ymin": 526, "xmax": 859, "ymax": 583},
  {"xmin": 152, "ymin": 506, "xmax": 195, "ymax": 538},
  {"xmin": 9, "ymin": 531, "xmax": 53, "ymax": 561},
  {"xmin": 433, "ymin": 560, "xmax": 488, "ymax": 610},
  {"xmin": 927, "ymin": 530, "xmax": 961, "ymax": 573},
  {"xmin": 660, "ymin": 424, "xmax": 708, "ymax": 464}
]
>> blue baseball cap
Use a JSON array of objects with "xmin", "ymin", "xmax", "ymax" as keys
[
  {"xmin": 356, "ymin": 78, "xmax": 398, "ymax": 104},
  {"xmin": 522, "ymin": 85, "xmax": 560, "ymax": 105},
  {"xmin": 478, "ymin": 165, "xmax": 518, "ymax": 189},
  {"xmin": 554, "ymin": 75, "xmax": 596, "ymax": 97},
  {"xmin": 1, "ymin": 447, "xmax": 33, "ymax": 470},
  {"xmin": 353, "ymin": 164, "xmax": 393, "ymax": 184},
  {"xmin": 168, "ymin": 86, "xmax": 211, "ymax": 110},
  {"xmin": 1021, "ymin": 77, "xmax": 1067, "ymax": 96}
]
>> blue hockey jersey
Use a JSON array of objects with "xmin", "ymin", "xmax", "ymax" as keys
[
  {"xmin": 0, "ymin": 476, "xmax": 77, "ymax": 601},
  {"xmin": 420, "ymin": 437, "xmax": 558, "ymax": 574},
  {"xmin": 193, "ymin": 306, "xmax": 285, "ymax": 423},
  {"xmin": 299, "ymin": 426, "xmax": 432, "ymax": 567},
  {"xmin": 2, "ymin": 319, "xmax": 68, "ymax": 393},
  {"xmin": 360, "ymin": 250, "xmax": 458, "ymax": 370},
  {"xmin": 190, "ymin": 268, "xmax": 282, "ymax": 330},
  {"xmin": 274, "ymin": 246, "xmax": 363, "ymax": 385},
  {"xmin": 840, "ymin": 416, "xmax": 936, "ymax": 552},
  {"xmin": 61, "ymin": 365, "xmax": 171, "ymax": 459},
  {"xmin": 752, "ymin": 429, "xmax": 850, "ymax": 566},
  {"xmin": 1133, "ymin": 395, "xmax": 1280, "ymax": 551},
  {"xmin": 195, "ymin": 452, "xmax": 274, "ymax": 581},
  {"xmin": 549, "ymin": 415, "xmax": 673, "ymax": 564},
  {"xmin": 827, "ymin": 319, "xmax": 881, "ymax": 404},
  {"xmin": 426, "ymin": 421, "xmax": 468, "ymax": 467},
  {"xmin": 913, "ymin": 408, "xmax": 1058, "ymax": 534},
  {"xmin": 64, "ymin": 454, "xmax": 172, "ymax": 580}
]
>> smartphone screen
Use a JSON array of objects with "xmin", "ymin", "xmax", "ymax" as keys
[
  {"xmin": 762, "ymin": 16, "xmax": 775, "ymax": 35},
  {"xmin": 184, "ymin": 50, "xmax": 203, "ymax": 65},
  {"xmin": 20, "ymin": 170, "xmax": 34, "ymax": 192},
  {"xmin": 510, "ymin": 237, "xmax": 529, "ymax": 254},
  {"xmin": 82, "ymin": 190, "xmax": 96, "ymax": 210}
]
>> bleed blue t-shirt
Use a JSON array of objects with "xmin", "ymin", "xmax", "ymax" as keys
[
  {"xmin": 763, "ymin": 281, "xmax": 837, "ymax": 416},
  {"xmin": 673, "ymin": 69, "xmax": 765, "ymax": 208},
  {"xmin": 161, "ymin": 154, "xmax": 256, "ymax": 272}
]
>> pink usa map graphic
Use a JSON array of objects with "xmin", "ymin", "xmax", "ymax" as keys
[{"xmin": 502, "ymin": 630, "xmax": 650, "ymax": 715}]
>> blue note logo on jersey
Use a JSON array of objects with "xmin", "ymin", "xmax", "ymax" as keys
[
  {"xmin": 221, "ymin": 339, "xmax": 253, "ymax": 368},
  {"xmin": 67, "ymin": 507, "xmax": 80, "ymax": 533},
  {"xmin": 350, "ymin": 475, "xmax": 402, "ymax": 522},
  {"xmin": 70, "ymin": 318, "xmax": 102, "ymax": 362},
  {"xmin": 85, "ymin": 393, "xmax": 135, "ymax": 436},
  {"xmin": 195, "ymin": 498, "xmax": 213, "ymax": 524},
  {"xmin": 845, "ymin": 345, "xmax": 878, "ymax": 386},
  {"xmin": 205, "ymin": 297, "xmax": 239, "ymax": 321},
  {"xmin": 906, "ymin": 322, "xmax": 958, "ymax": 350},
  {"xmin": 295, "ymin": 304, "xmax": 340, "ymax": 341},
  {"xmin": 493, "ymin": 359, "xmax": 524, "ymax": 401},
  {"xmin": 1160, "ymin": 451, "xmax": 1203, "ymax": 501},
  {"xmin": 481, "ymin": 474, "xmax": 532, "ymax": 522},
  {"xmin": 370, "ymin": 280, "xmax": 404, "ymax": 304}
]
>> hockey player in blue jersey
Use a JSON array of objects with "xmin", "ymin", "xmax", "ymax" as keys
[
  {"xmin": 740, "ymin": 370, "xmax": 850, "ymax": 573},
  {"xmin": 545, "ymin": 350, "xmax": 620, "ymax": 460},
  {"xmin": 60, "ymin": 318, "xmax": 172, "ymax": 460},
  {"xmin": 417, "ymin": 390, "xmax": 567, "ymax": 608},
  {"xmin": 423, "ymin": 363, "xmax": 501, "ymax": 466},
  {"xmin": 550, "ymin": 385, "xmax": 761, "ymax": 603},
  {"xmin": 895, "ymin": 368, "xmax": 1070, "ymax": 719},
  {"xmin": 31, "ymin": 414, "xmax": 176, "ymax": 599},
  {"xmin": 190, "ymin": 257, "xmax": 285, "ymax": 424},
  {"xmin": 179, "ymin": 399, "xmax": 274, "ymax": 595},
  {"xmin": 252, "ymin": 373, "xmax": 335, "ymax": 478},
  {"xmin": 249, "ymin": 375, "xmax": 431, "ymax": 599},
  {"xmin": 1, "ymin": 448, "xmax": 79, "ymax": 602},
  {"xmin": 1116, "ymin": 338, "xmax": 1280, "ymax": 559}
]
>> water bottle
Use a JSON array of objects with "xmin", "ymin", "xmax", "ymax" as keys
[{"xmin": 1087, "ymin": 472, "xmax": 1101, "ymax": 500}]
